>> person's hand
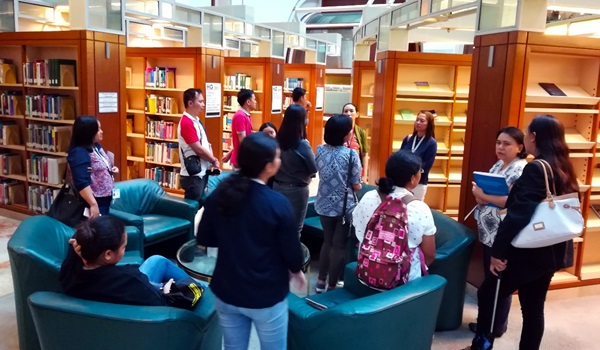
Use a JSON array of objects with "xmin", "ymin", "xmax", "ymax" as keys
[
  {"xmin": 69, "ymin": 238, "xmax": 87, "ymax": 264},
  {"xmin": 290, "ymin": 271, "xmax": 307, "ymax": 291},
  {"xmin": 222, "ymin": 152, "xmax": 232, "ymax": 163},
  {"xmin": 89, "ymin": 203, "xmax": 100, "ymax": 218},
  {"xmin": 490, "ymin": 257, "xmax": 507, "ymax": 276},
  {"xmin": 211, "ymin": 159, "xmax": 220, "ymax": 169},
  {"xmin": 112, "ymin": 166, "xmax": 119, "ymax": 174},
  {"xmin": 162, "ymin": 278, "xmax": 175, "ymax": 294},
  {"xmin": 475, "ymin": 197, "xmax": 488, "ymax": 205},
  {"xmin": 472, "ymin": 181, "xmax": 485, "ymax": 199}
]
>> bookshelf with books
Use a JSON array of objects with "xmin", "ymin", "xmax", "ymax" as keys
[
  {"xmin": 283, "ymin": 63, "xmax": 325, "ymax": 149},
  {"xmin": 371, "ymin": 52, "xmax": 471, "ymax": 217},
  {"xmin": 461, "ymin": 32, "xmax": 600, "ymax": 289},
  {"xmin": 351, "ymin": 60, "xmax": 376, "ymax": 182},
  {"xmin": 0, "ymin": 31, "xmax": 125, "ymax": 215},
  {"xmin": 220, "ymin": 57, "xmax": 284, "ymax": 168}
]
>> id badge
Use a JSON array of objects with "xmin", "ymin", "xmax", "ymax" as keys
[{"xmin": 113, "ymin": 188, "xmax": 121, "ymax": 199}]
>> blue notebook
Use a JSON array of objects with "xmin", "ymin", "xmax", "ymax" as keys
[{"xmin": 473, "ymin": 171, "xmax": 509, "ymax": 208}]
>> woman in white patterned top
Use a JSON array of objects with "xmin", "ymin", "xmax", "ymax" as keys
[{"xmin": 469, "ymin": 126, "xmax": 527, "ymax": 337}]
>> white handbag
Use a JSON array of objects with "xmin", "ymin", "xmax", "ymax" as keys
[{"xmin": 511, "ymin": 159, "xmax": 584, "ymax": 248}]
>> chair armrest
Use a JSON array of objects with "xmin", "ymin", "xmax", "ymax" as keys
[
  {"xmin": 153, "ymin": 196, "xmax": 199, "ymax": 222},
  {"xmin": 110, "ymin": 209, "xmax": 143, "ymax": 236},
  {"xmin": 124, "ymin": 226, "xmax": 143, "ymax": 254},
  {"xmin": 287, "ymin": 293, "xmax": 322, "ymax": 320}
]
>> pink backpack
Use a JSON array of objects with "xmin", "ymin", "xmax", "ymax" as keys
[{"xmin": 356, "ymin": 193, "xmax": 421, "ymax": 290}]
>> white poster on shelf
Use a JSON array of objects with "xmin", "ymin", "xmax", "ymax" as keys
[
  {"xmin": 315, "ymin": 86, "xmax": 324, "ymax": 111},
  {"xmin": 205, "ymin": 82, "xmax": 222, "ymax": 118},
  {"xmin": 98, "ymin": 92, "xmax": 118, "ymax": 113},
  {"xmin": 272, "ymin": 85, "xmax": 283, "ymax": 113}
]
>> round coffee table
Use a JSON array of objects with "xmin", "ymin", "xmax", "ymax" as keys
[{"xmin": 177, "ymin": 240, "xmax": 311, "ymax": 293}]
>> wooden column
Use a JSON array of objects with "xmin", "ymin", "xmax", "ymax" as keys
[{"xmin": 199, "ymin": 48, "xmax": 225, "ymax": 157}]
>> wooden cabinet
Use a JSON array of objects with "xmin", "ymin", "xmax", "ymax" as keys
[
  {"xmin": 0, "ymin": 31, "xmax": 124, "ymax": 214},
  {"xmin": 352, "ymin": 60, "xmax": 376, "ymax": 182}
]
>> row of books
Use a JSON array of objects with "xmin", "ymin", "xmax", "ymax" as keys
[
  {"xmin": 0, "ymin": 180, "xmax": 25, "ymax": 205},
  {"xmin": 146, "ymin": 142, "xmax": 180, "ymax": 165},
  {"xmin": 0, "ymin": 123, "xmax": 20, "ymax": 145},
  {"xmin": 283, "ymin": 96, "xmax": 294, "ymax": 109},
  {"xmin": 222, "ymin": 113, "xmax": 233, "ymax": 131},
  {"xmin": 224, "ymin": 74, "xmax": 253, "ymax": 91},
  {"xmin": 26, "ymin": 124, "xmax": 71, "ymax": 153},
  {"xmin": 27, "ymin": 155, "xmax": 67, "ymax": 185},
  {"xmin": 144, "ymin": 67, "xmax": 177, "ymax": 89},
  {"xmin": 223, "ymin": 133, "xmax": 232, "ymax": 151},
  {"xmin": 396, "ymin": 109, "xmax": 416, "ymax": 121},
  {"xmin": 145, "ymin": 167, "xmax": 181, "ymax": 189},
  {"xmin": 284, "ymin": 78, "xmax": 304, "ymax": 91},
  {"xmin": 25, "ymin": 94, "xmax": 76, "ymax": 120},
  {"xmin": 146, "ymin": 117, "xmax": 178, "ymax": 140},
  {"xmin": 0, "ymin": 59, "xmax": 17, "ymax": 84},
  {"xmin": 0, "ymin": 153, "xmax": 22, "ymax": 175},
  {"xmin": 0, "ymin": 92, "xmax": 23, "ymax": 116},
  {"xmin": 223, "ymin": 95, "xmax": 238, "ymax": 110},
  {"xmin": 28, "ymin": 185, "xmax": 60, "ymax": 213},
  {"xmin": 146, "ymin": 95, "xmax": 179, "ymax": 115},
  {"xmin": 22, "ymin": 59, "xmax": 77, "ymax": 87}
]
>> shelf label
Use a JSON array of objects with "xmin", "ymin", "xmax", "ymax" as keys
[
  {"xmin": 316, "ymin": 86, "xmax": 324, "ymax": 111},
  {"xmin": 205, "ymin": 82, "xmax": 222, "ymax": 118},
  {"xmin": 98, "ymin": 92, "xmax": 118, "ymax": 113},
  {"xmin": 272, "ymin": 85, "xmax": 283, "ymax": 113}
]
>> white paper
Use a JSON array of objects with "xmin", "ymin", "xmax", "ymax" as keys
[
  {"xmin": 271, "ymin": 85, "xmax": 283, "ymax": 113},
  {"xmin": 205, "ymin": 82, "xmax": 222, "ymax": 118},
  {"xmin": 98, "ymin": 92, "xmax": 118, "ymax": 113},
  {"xmin": 315, "ymin": 86, "xmax": 325, "ymax": 111}
]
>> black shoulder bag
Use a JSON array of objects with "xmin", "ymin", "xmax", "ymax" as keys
[{"xmin": 47, "ymin": 166, "xmax": 88, "ymax": 227}]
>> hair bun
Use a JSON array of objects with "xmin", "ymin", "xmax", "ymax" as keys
[{"xmin": 377, "ymin": 177, "xmax": 395, "ymax": 195}]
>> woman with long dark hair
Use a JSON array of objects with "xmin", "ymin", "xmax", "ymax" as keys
[
  {"xmin": 399, "ymin": 111, "xmax": 437, "ymax": 200},
  {"xmin": 274, "ymin": 104, "xmax": 317, "ymax": 237},
  {"xmin": 342, "ymin": 103, "xmax": 369, "ymax": 171},
  {"xmin": 468, "ymin": 115, "xmax": 577, "ymax": 350},
  {"xmin": 67, "ymin": 116, "xmax": 118, "ymax": 218},
  {"xmin": 197, "ymin": 132, "xmax": 306, "ymax": 350}
]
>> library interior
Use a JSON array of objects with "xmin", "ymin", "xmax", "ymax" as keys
[{"xmin": 2, "ymin": 0, "xmax": 600, "ymax": 349}]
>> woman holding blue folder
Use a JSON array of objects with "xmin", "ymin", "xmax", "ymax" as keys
[{"xmin": 470, "ymin": 126, "xmax": 527, "ymax": 337}]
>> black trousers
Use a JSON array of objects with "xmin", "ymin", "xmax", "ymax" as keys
[
  {"xmin": 180, "ymin": 175, "xmax": 208, "ymax": 205},
  {"xmin": 476, "ymin": 261, "xmax": 554, "ymax": 350},
  {"xmin": 318, "ymin": 215, "xmax": 350, "ymax": 287},
  {"xmin": 482, "ymin": 245, "xmax": 512, "ymax": 335}
]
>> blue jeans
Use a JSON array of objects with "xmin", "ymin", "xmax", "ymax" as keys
[
  {"xmin": 138, "ymin": 255, "xmax": 203, "ymax": 289},
  {"xmin": 215, "ymin": 297, "xmax": 288, "ymax": 350}
]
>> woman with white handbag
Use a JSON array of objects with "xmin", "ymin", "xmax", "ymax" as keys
[{"xmin": 467, "ymin": 115, "xmax": 581, "ymax": 350}]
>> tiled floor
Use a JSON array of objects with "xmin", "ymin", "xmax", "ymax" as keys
[{"xmin": 2, "ymin": 213, "xmax": 600, "ymax": 350}]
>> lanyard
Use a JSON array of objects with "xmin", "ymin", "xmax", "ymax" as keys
[
  {"xmin": 93, "ymin": 146, "xmax": 112, "ymax": 174},
  {"xmin": 411, "ymin": 135, "xmax": 424, "ymax": 153}
]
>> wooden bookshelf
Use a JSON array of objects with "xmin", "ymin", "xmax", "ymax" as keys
[
  {"xmin": 125, "ymin": 47, "xmax": 223, "ymax": 191},
  {"xmin": 370, "ymin": 52, "xmax": 471, "ymax": 217},
  {"xmin": 0, "ymin": 30, "xmax": 125, "ymax": 215},
  {"xmin": 462, "ymin": 31, "xmax": 600, "ymax": 290},
  {"xmin": 352, "ymin": 60, "xmax": 376, "ymax": 182},
  {"xmin": 283, "ymin": 63, "xmax": 325, "ymax": 150}
]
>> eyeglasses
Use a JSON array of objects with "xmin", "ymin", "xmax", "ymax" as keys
[{"xmin": 420, "ymin": 168, "xmax": 424, "ymax": 173}]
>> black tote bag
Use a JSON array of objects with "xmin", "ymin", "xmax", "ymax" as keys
[{"xmin": 47, "ymin": 169, "xmax": 87, "ymax": 227}]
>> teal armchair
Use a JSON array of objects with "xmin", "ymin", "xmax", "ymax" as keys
[
  {"xmin": 287, "ymin": 262, "xmax": 446, "ymax": 350},
  {"xmin": 110, "ymin": 179, "xmax": 200, "ymax": 257},
  {"xmin": 8, "ymin": 216, "xmax": 143, "ymax": 350},
  {"xmin": 28, "ymin": 291, "xmax": 221, "ymax": 350},
  {"xmin": 428, "ymin": 210, "xmax": 476, "ymax": 331}
]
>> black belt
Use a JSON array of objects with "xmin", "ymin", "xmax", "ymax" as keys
[{"xmin": 274, "ymin": 180, "xmax": 308, "ymax": 188}]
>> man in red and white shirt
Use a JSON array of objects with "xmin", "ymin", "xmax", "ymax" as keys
[
  {"xmin": 223, "ymin": 89, "xmax": 256, "ymax": 168},
  {"xmin": 178, "ymin": 88, "xmax": 219, "ymax": 203}
]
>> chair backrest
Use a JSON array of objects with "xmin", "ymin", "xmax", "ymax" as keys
[
  {"xmin": 431, "ymin": 210, "xmax": 476, "ymax": 252},
  {"xmin": 8, "ymin": 215, "xmax": 75, "ymax": 350},
  {"xmin": 111, "ymin": 179, "xmax": 166, "ymax": 215},
  {"xmin": 28, "ymin": 291, "xmax": 222, "ymax": 350},
  {"xmin": 202, "ymin": 171, "xmax": 234, "ymax": 201}
]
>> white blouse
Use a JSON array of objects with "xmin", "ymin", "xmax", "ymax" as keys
[{"xmin": 352, "ymin": 187, "xmax": 436, "ymax": 281}]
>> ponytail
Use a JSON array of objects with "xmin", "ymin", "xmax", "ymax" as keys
[
  {"xmin": 213, "ymin": 173, "xmax": 252, "ymax": 217},
  {"xmin": 377, "ymin": 177, "xmax": 395, "ymax": 195}
]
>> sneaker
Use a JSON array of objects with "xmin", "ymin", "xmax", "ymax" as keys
[
  {"xmin": 469, "ymin": 323, "xmax": 504, "ymax": 338},
  {"xmin": 336, "ymin": 281, "xmax": 344, "ymax": 288},
  {"xmin": 315, "ymin": 282, "xmax": 327, "ymax": 293}
]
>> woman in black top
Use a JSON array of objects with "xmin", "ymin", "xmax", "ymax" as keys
[
  {"xmin": 273, "ymin": 104, "xmax": 317, "ymax": 237},
  {"xmin": 399, "ymin": 111, "xmax": 437, "ymax": 201},
  {"xmin": 469, "ymin": 115, "xmax": 577, "ymax": 350},
  {"xmin": 197, "ymin": 133, "xmax": 306, "ymax": 350},
  {"xmin": 60, "ymin": 216, "xmax": 203, "ymax": 307}
]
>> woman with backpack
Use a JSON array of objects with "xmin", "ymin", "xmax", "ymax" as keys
[{"xmin": 352, "ymin": 150, "xmax": 436, "ymax": 287}]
